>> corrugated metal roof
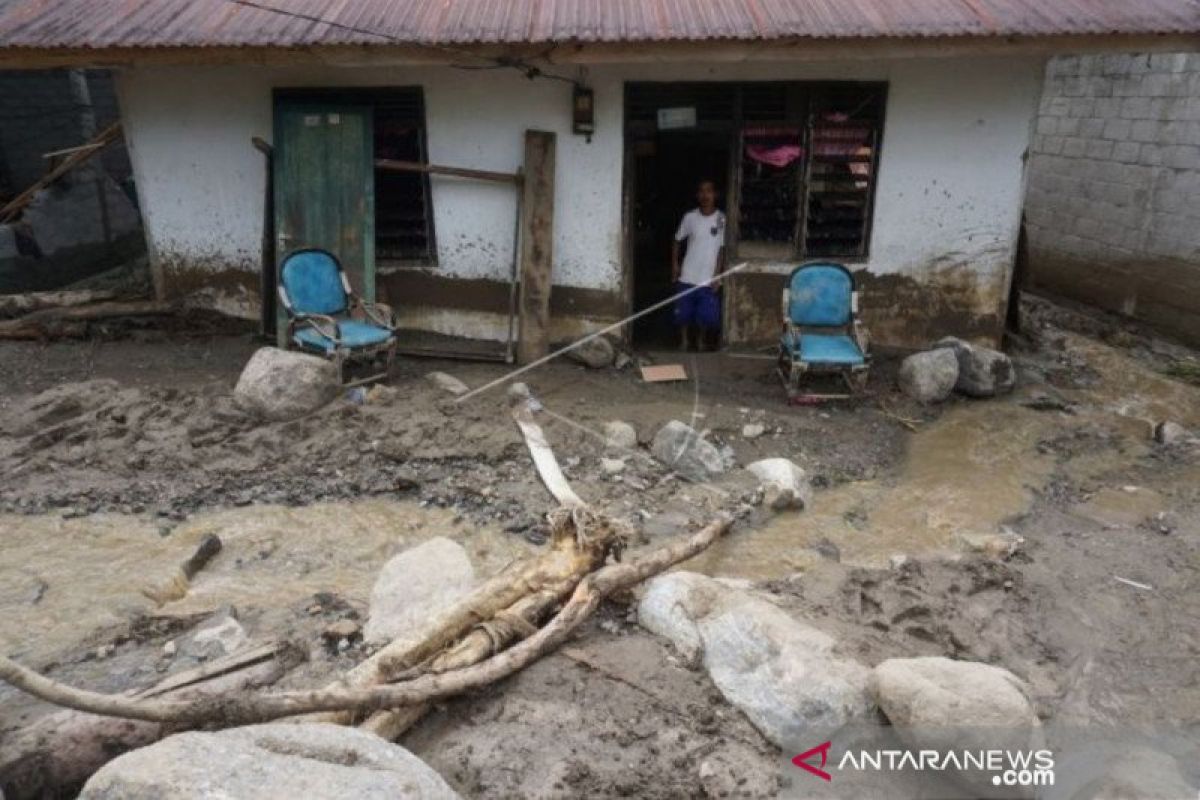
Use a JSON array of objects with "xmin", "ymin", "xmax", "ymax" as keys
[{"xmin": 0, "ymin": 0, "xmax": 1195, "ymax": 50}]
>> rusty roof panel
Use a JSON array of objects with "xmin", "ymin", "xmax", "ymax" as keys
[{"xmin": 0, "ymin": 0, "xmax": 1195, "ymax": 49}]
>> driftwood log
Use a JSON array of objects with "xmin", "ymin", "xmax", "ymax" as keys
[
  {"xmin": 0, "ymin": 300, "xmax": 173, "ymax": 340},
  {"xmin": 0, "ymin": 289, "xmax": 117, "ymax": 319},
  {"xmin": 0, "ymin": 383, "xmax": 737, "ymax": 791},
  {"xmin": 0, "ymin": 641, "xmax": 303, "ymax": 798}
]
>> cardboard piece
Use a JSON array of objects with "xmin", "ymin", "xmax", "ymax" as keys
[{"xmin": 640, "ymin": 364, "xmax": 688, "ymax": 383}]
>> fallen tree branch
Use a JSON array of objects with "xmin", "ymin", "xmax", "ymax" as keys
[
  {"xmin": 0, "ymin": 300, "xmax": 172, "ymax": 340},
  {"xmin": 0, "ymin": 289, "xmax": 117, "ymax": 319},
  {"xmin": 0, "ymin": 640, "xmax": 302, "ymax": 799},
  {"xmin": 0, "ymin": 516, "xmax": 732, "ymax": 728}
]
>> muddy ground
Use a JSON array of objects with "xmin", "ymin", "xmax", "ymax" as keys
[{"xmin": 0, "ymin": 293, "xmax": 1198, "ymax": 798}]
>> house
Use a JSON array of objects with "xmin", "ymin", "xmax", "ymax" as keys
[
  {"xmin": 0, "ymin": 0, "xmax": 1194, "ymax": 357},
  {"xmin": 1024, "ymin": 51, "xmax": 1200, "ymax": 346}
]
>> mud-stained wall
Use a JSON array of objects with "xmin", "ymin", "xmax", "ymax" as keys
[
  {"xmin": 1024, "ymin": 52, "xmax": 1200, "ymax": 345},
  {"xmin": 116, "ymin": 56, "xmax": 1040, "ymax": 344}
]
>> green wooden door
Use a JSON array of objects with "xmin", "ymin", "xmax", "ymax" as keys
[{"xmin": 273, "ymin": 104, "xmax": 375, "ymax": 342}]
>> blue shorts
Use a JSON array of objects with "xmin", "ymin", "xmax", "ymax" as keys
[{"xmin": 673, "ymin": 283, "xmax": 720, "ymax": 329}]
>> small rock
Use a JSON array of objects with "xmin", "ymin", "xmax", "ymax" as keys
[
  {"xmin": 870, "ymin": 657, "xmax": 1041, "ymax": 798},
  {"xmin": 95, "ymin": 644, "xmax": 115, "ymax": 660},
  {"xmin": 651, "ymin": 420, "xmax": 729, "ymax": 481},
  {"xmin": 935, "ymin": 337, "xmax": 1016, "ymax": 398},
  {"xmin": 322, "ymin": 619, "xmax": 361, "ymax": 642},
  {"xmin": 745, "ymin": 458, "xmax": 812, "ymax": 511},
  {"xmin": 79, "ymin": 724, "xmax": 461, "ymax": 799},
  {"xmin": 365, "ymin": 537, "xmax": 476, "ymax": 645},
  {"xmin": 603, "ymin": 420, "xmax": 638, "ymax": 451},
  {"xmin": 162, "ymin": 640, "xmax": 177, "ymax": 657},
  {"xmin": 426, "ymin": 371, "xmax": 469, "ymax": 396},
  {"xmin": 600, "ymin": 457, "xmax": 626, "ymax": 475},
  {"xmin": 1153, "ymin": 421, "xmax": 1188, "ymax": 445},
  {"xmin": 564, "ymin": 336, "xmax": 615, "ymax": 369},
  {"xmin": 642, "ymin": 510, "xmax": 691, "ymax": 538},
  {"xmin": 364, "ymin": 384, "xmax": 398, "ymax": 404},
  {"xmin": 741, "ymin": 423, "xmax": 766, "ymax": 439},
  {"xmin": 233, "ymin": 348, "xmax": 341, "ymax": 422},
  {"xmin": 897, "ymin": 348, "xmax": 959, "ymax": 403},
  {"xmin": 180, "ymin": 614, "xmax": 248, "ymax": 661},
  {"xmin": 954, "ymin": 530, "xmax": 1024, "ymax": 559}
]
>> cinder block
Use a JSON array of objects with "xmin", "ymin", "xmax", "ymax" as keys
[
  {"xmin": 1112, "ymin": 77, "xmax": 1143, "ymax": 97},
  {"xmin": 1163, "ymin": 145, "xmax": 1200, "ymax": 170},
  {"xmin": 1070, "ymin": 98, "xmax": 1096, "ymax": 117},
  {"xmin": 1149, "ymin": 53, "xmax": 1190, "ymax": 73},
  {"xmin": 1037, "ymin": 116, "xmax": 1058, "ymax": 135},
  {"xmin": 1079, "ymin": 118, "xmax": 1106, "ymax": 137},
  {"xmin": 1048, "ymin": 56, "xmax": 1081, "ymax": 77},
  {"xmin": 1086, "ymin": 139, "xmax": 1115, "ymax": 159},
  {"xmin": 1062, "ymin": 137, "xmax": 1088, "ymax": 157},
  {"xmin": 1041, "ymin": 135, "xmax": 1066, "ymax": 155},
  {"xmin": 1095, "ymin": 97, "xmax": 1121, "ymax": 117},
  {"xmin": 1140, "ymin": 143, "xmax": 1164, "ymax": 165},
  {"xmin": 1130, "ymin": 119, "xmax": 1160, "ymax": 142},
  {"xmin": 1120, "ymin": 96, "xmax": 1152, "ymax": 119},
  {"xmin": 1103, "ymin": 118, "xmax": 1133, "ymax": 140},
  {"xmin": 1112, "ymin": 141, "xmax": 1141, "ymax": 163}
]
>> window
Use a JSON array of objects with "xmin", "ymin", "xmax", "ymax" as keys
[
  {"xmin": 625, "ymin": 81, "xmax": 886, "ymax": 260},
  {"xmin": 275, "ymin": 87, "xmax": 436, "ymax": 263}
]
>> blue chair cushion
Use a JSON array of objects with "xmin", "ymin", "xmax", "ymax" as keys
[
  {"xmin": 294, "ymin": 319, "xmax": 393, "ymax": 353},
  {"xmin": 788, "ymin": 264, "xmax": 853, "ymax": 327},
  {"xmin": 280, "ymin": 250, "xmax": 347, "ymax": 316},
  {"xmin": 782, "ymin": 331, "xmax": 865, "ymax": 366}
]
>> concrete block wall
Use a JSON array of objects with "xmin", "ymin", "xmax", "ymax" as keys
[{"xmin": 1023, "ymin": 52, "xmax": 1200, "ymax": 344}]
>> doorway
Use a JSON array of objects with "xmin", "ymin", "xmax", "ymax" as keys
[{"xmin": 629, "ymin": 130, "xmax": 730, "ymax": 347}]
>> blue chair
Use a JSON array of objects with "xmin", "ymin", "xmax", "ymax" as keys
[
  {"xmin": 277, "ymin": 248, "xmax": 397, "ymax": 383},
  {"xmin": 778, "ymin": 262, "xmax": 870, "ymax": 396}
]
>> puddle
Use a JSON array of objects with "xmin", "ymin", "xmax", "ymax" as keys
[
  {"xmin": 0, "ymin": 499, "xmax": 525, "ymax": 666},
  {"xmin": 689, "ymin": 402, "xmax": 1058, "ymax": 575},
  {"xmin": 690, "ymin": 334, "xmax": 1200, "ymax": 578}
]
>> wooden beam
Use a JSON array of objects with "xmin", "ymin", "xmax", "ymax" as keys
[
  {"xmin": 374, "ymin": 158, "xmax": 521, "ymax": 185},
  {"xmin": 0, "ymin": 122, "xmax": 121, "ymax": 222},
  {"xmin": 517, "ymin": 130, "xmax": 556, "ymax": 365}
]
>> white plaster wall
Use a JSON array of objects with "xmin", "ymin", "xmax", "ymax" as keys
[{"xmin": 117, "ymin": 56, "xmax": 1041, "ymax": 329}]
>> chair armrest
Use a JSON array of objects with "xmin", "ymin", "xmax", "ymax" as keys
[
  {"xmin": 853, "ymin": 319, "xmax": 870, "ymax": 355},
  {"xmin": 359, "ymin": 300, "xmax": 396, "ymax": 330},
  {"xmin": 296, "ymin": 313, "xmax": 342, "ymax": 344}
]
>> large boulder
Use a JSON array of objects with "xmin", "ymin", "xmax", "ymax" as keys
[
  {"xmin": 745, "ymin": 458, "xmax": 812, "ymax": 511},
  {"xmin": 79, "ymin": 723, "xmax": 461, "ymax": 799},
  {"xmin": 897, "ymin": 348, "xmax": 959, "ymax": 404},
  {"xmin": 870, "ymin": 657, "xmax": 1041, "ymax": 798},
  {"xmin": 639, "ymin": 572, "xmax": 872, "ymax": 748},
  {"xmin": 364, "ymin": 537, "xmax": 477, "ymax": 645},
  {"xmin": 935, "ymin": 337, "xmax": 1016, "ymax": 398},
  {"xmin": 651, "ymin": 420, "xmax": 728, "ymax": 481},
  {"xmin": 233, "ymin": 347, "xmax": 340, "ymax": 421}
]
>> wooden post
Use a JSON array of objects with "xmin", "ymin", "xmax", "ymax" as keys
[{"xmin": 517, "ymin": 130, "xmax": 556, "ymax": 365}]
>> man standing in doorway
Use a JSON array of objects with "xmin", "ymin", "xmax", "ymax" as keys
[{"xmin": 671, "ymin": 178, "xmax": 726, "ymax": 351}]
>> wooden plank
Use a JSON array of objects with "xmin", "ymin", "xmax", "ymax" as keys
[
  {"xmin": 641, "ymin": 364, "xmax": 688, "ymax": 382},
  {"xmin": 517, "ymin": 130, "xmax": 556, "ymax": 365},
  {"xmin": 0, "ymin": 122, "xmax": 121, "ymax": 222},
  {"xmin": 375, "ymin": 158, "xmax": 521, "ymax": 185}
]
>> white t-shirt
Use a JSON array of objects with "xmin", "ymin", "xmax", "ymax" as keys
[{"xmin": 674, "ymin": 208, "xmax": 726, "ymax": 285}]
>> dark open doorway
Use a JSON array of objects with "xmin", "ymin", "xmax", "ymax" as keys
[{"xmin": 629, "ymin": 130, "xmax": 730, "ymax": 347}]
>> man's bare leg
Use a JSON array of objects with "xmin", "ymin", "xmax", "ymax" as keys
[{"xmin": 679, "ymin": 326, "xmax": 690, "ymax": 352}]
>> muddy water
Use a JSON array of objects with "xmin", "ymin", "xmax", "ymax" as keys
[
  {"xmin": 690, "ymin": 402, "xmax": 1058, "ymax": 575},
  {"xmin": 690, "ymin": 334, "xmax": 1200, "ymax": 578},
  {"xmin": 0, "ymin": 500, "xmax": 526, "ymax": 666}
]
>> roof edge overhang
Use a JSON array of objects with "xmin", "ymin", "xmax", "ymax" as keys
[{"xmin": 0, "ymin": 32, "xmax": 1196, "ymax": 70}]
